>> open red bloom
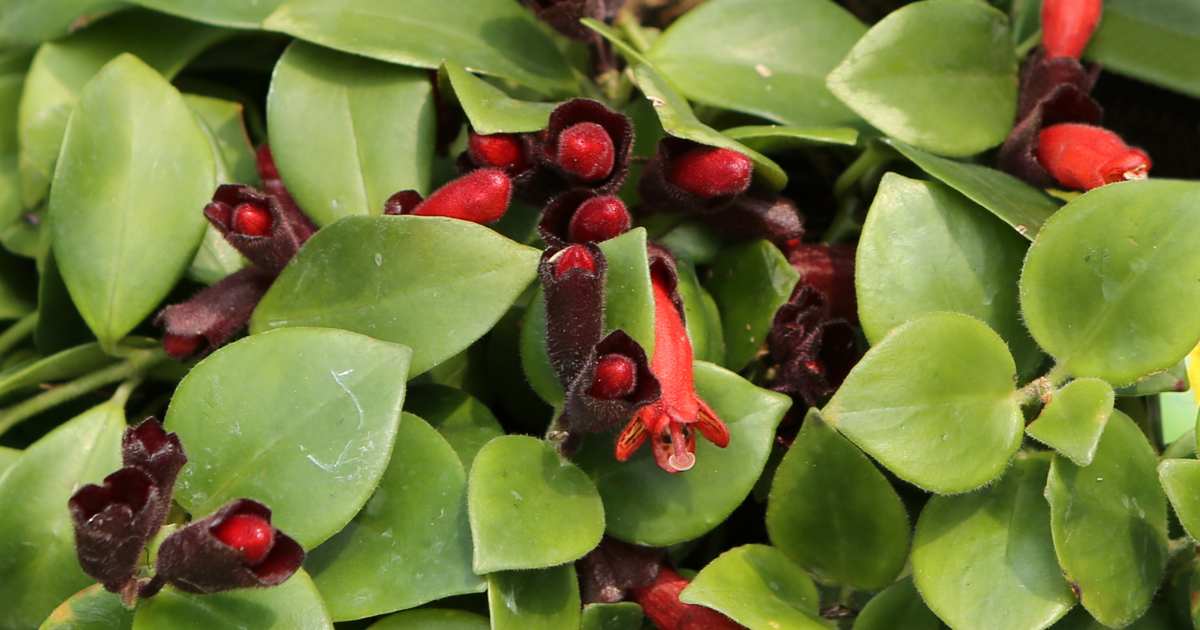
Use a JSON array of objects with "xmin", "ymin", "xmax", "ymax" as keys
[{"xmin": 615, "ymin": 251, "xmax": 729, "ymax": 473}]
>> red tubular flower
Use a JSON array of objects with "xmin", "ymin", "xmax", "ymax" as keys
[
  {"xmin": 787, "ymin": 243, "xmax": 857, "ymax": 324},
  {"xmin": 1042, "ymin": 0, "xmax": 1103, "ymax": 61},
  {"xmin": 384, "ymin": 169, "xmax": 512, "ymax": 224},
  {"xmin": 628, "ymin": 567, "xmax": 748, "ymax": 630},
  {"xmin": 615, "ymin": 248, "xmax": 729, "ymax": 473},
  {"xmin": 1036, "ymin": 123, "xmax": 1152, "ymax": 190},
  {"xmin": 667, "ymin": 146, "xmax": 754, "ymax": 198}
]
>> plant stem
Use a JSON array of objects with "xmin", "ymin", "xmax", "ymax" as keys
[
  {"xmin": 1015, "ymin": 28, "xmax": 1043, "ymax": 59},
  {"xmin": 110, "ymin": 374, "xmax": 146, "ymax": 409},
  {"xmin": 832, "ymin": 142, "xmax": 894, "ymax": 203},
  {"xmin": 0, "ymin": 347, "xmax": 166, "ymax": 437},
  {"xmin": 0, "ymin": 312, "xmax": 38, "ymax": 360}
]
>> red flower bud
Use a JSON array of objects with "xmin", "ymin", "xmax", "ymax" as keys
[
  {"xmin": 1042, "ymin": 0, "xmax": 1102, "ymax": 61},
  {"xmin": 212, "ymin": 514, "xmax": 275, "ymax": 565},
  {"xmin": 568, "ymin": 196, "xmax": 631, "ymax": 243},
  {"xmin": 553, "ymin": 244, "xmax": 597, "ymax": 277},
  {"xmin": 162, "ymin": 333, "xmax": 205, "ymax": 359},
  {"xmin": 590, "ymin": 354, "xmax": 637, "ymax": 400},
  {"xmin": 409, "ymin": 169, "xmax": 512, "ymax": 223},
  {"xmin": 1036, "ymin": 123, "xmax": 1151, "ymax": 190},
  {"xmin": 232, "ymin": 203, "xmax": 273, "ymax": 237},
  {"xmin": 556, "ymin": 122, "xmax": 615, "ymax": 182},
  {"xmin": 468, "ymin": 132, "xmax": 530, "ymax": 173},
  {"xmin": 667, "ymin": 147, "xmax": 753, "ymax": 198}
]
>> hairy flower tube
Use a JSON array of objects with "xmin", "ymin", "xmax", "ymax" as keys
[
  {"xmin": 1036, "ymin": 123, "xmax": 1152, "ymax": 190},
  {"xmin": 384, "ymin": 169, "xmax": 512, "ymax": 224},
  {"xmin": 628, "ymin": 566, "xmax": 748, "ymax": 630},
  {"xmin": 1042, "ymin": 0, "xmax": 1102, "ymax": 61}
]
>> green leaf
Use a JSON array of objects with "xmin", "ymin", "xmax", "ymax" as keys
[
  {"xmin": 0, "ymin": 446, "xmax": 18, "ymax": 480},
  {"xmin": 443, "ymin": 60, "xmax": 556, "ymax": 135},
  {"xmin": 766, "ymin": 410, "xmax": 909, "ymax": 591},
  {"xmin": 250, "ymin": 215, "xmax": 540, "ymax": 377},
  {"xmin": 575, "ymin": 362, "xmax": 790, "ymax": 546},
  {"xmin": 1020, "ymin": 180, "xmax": 1200, "ymax": 386},
  {"xmin": 0, "ymin": 342, "xmax": 116, "ymax": 399},
  {"xmin": 653, "ymin": 219, "xmax": 724, "ymax": 266},
  {"xmin": 185, "ymin": 94, "xmax": 253, "ymax": 285},
  {"xmin": 912, "ymin": 453, "xmax": 1075, "ymax": 630},
  {"xmin": 468, "ymin": 435, "xmax": 604, "ymax": 573},
  {"xmin": 0, "ymin": 73, "xmax": 25, "ymax": 238},
  {"xmin": 1158, "ymin": 459, "xmax": 1200, "ymax": 541},
  {"xmin": 707, "ymin": 239, "xmax": 799, "ymax": 372},
  {"xmin": 263, "ymin": 0, "xmax": 575, "ymax": 97},
  {"xmin": 488, "ymin": 566, "xmax": 582, "ymax": 630},
  {"xmin": 852, "ymin": 578, "xmax": 941, "ymax": 630},
  {"xmin": 0, "ymin": 0, "xmax": 122, "ymax": 47},
  {"xmin": 823, "ymin": 312, "xmax": 1022, "ymax": 494},
  {"xmin": 676, "ymin": 261, "xmax": 724, "ymax": 366},
  {"xmin": 49, "ymin": 54, "xmax": 216, "ymax": 350},
  {"xmin": 0, "ymin": 403, "xmax": 125, "ymax": 630},
  {"xmin": 1085, "ymin": 0, "xmax": 1200, "ymax": 99},
  {"xmin": 39, "ymin": 584, "xmax": 133, "ymax": 630},
  {"xmin": 166, "ymin": 328, "xmax": 412, "ymax": 549},
  {"xmin": 858, "ymin": 174, "xmax": 1040, "ymax": 378},
  {"xmin": 127, "ymin": 0, "xmax": 286, "ymax": 28},
  {"xmin": 580, "ymin": 603, "xmax": 644, "ymax": 630},
  {"xmin": 519, "ymin": 287, "xmax": 565, "ymax": 407},
  {"xmin": 827, "ymin": 0, "xmax": 1018, "ymax": 157},
  {"xmin": 307, "ymin": 413, "xmax": 484, "ymax": 621},
  {"xmin": 132, "ymin": 571, "xmax": 333, "ymax": 630},
  {"xmin": 1050, "ymin": 605, "xmax": 1172, "ymax": 630},
  {"xmin": 680, "ymin": 545, "xmax": 828, "ymax": 630},
  {"xmin": 722, "ymin": 125, "xmax": 860, "ymax": 154},
  {"xmin": 647, "ymin": 0, "xmax": 865, "ymax": 128},
  {"xmin": 1115, "ymin": 360, "xmax": 1189, "ymax": 397},
  {"xmin": 404, "ymin": 384, "xmax": 505, "ymax": 470},
  {"xmin": 585, "ymin": 19, "xmax": 788, "ymax": 191},
  {"xmin": 1027, "ymin": 378, "xmax": 1114, "ymax": 467},
  {"xmin": 366, "ymin": 609, "xmax": 489, "ymax": 630},
  {"xmin": 1046, "ymin": 410, "xmax": 1167, "ymax": 627},
  {"xmin": 267, "ymin": 41, "xmax": 436, "ymax": 227},
  {"xmin": 35, "ymin": 248, "xmax": 95, "ymax": 355}
]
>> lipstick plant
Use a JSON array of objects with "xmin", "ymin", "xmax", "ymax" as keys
[{"xmin": 0, "ymin": 0, "xmax": 1198, "ymax": 629}]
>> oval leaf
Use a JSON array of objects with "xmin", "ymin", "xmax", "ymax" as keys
[
  {"xmin": 1046, "ymin": 410, "xmax": 1167, "ymax": 627},
  {"xmin": 708, "ymin": 239, "xmax": 799, "ymax": 372},
  {"xmin": 1020, "ymin": 180, "xmax": 1200, "ymax": 386},
  {"xmin": 852, "ymin": 578, "xmax": 941, "ymax": 630},
  {"xmin": 443, "ymin": 60, "xmax": 556, "ymax": 135},
  {"xmin": 766, "ymin": 410, "xmax": 910, "ymax": 591},
  {"xmin": 826, "ymin": 0, "xmax": 1018, "ymax": 157},
  {"xmin": 679, "ymin": 544, "xmax": 826, "ymax": 630},
  {"xmin": 468, "ymin": 435, "xmax": 604, "ymax": 573},
  {"xmin": 404, "ymin": 384, "xmax": 505, "ymax": 470},
  {"xmin": 1027, "ymin": 378, "xmax": 1114, "ymax": 467},
  {"xmin": 823, "ymin": 312, "xmax": 1022, "ymax": 494},
  {"xmin": 166, "ymin": 328, "xmax": 412, "ymax": 549},
  {"xmin": 912, "ymin": 453, "xmax": 1076, "ymax": 630},
  {"xmin": 49, "ymin": 54, "xmax": 215, "ymax": 349},
  {"xmin": 132, "ymin": 571, "xmax": 332, "ymax": 630},
  {"xmin": 1158, "ymin": 459, "xmax": 1200, "ymax": 542},
  {"xmin": 307, "ymin": 413, "xmax": 483, "ymax": 621},
  {"xmin": 250, "ymin": 215, "xmax": 540, "ymax": 377},
  {"xmin": 367, "ymin": 609, "xmax": 489, "ymax": 630},
  {"xmin": 39, "ymin": 584, "xmax": 133, "ymax": 630},
  {"xmin": 722, "ymin": 125, "xmax": 860, "ymax": 152},
  {"xmin": 268, "ymin": 41, "xmax": 436, "ymax": 227},
  {"xmin": 488, "ymin": 566, "xmax": 581, "ymax": 630},
  {"xmin": 0, "ymin": 0, "xmax": 121, "ymax": 47}
]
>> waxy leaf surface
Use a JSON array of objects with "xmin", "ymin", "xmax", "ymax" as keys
[
  {"xmin": 268, "ymin": 41, "xmax": 435, "ymax": 227},
  {"xmin": 1021, "ymin": 180, "xmax": 1200, "ymax": 386},
  {"xmin": 132, "ymin": 571, "xmax": 332, "ymax": 630},
  {"xmin": 680, "ymin": 544, "xmax": 828, "ymax": 630},
  {"xmin": 488, "ymin": 565, "xmax": 582, "ymax": 630},
  {"xmin": 185, "ymin": 94, "xmax": 252, "ymax": 285},
  {"xmin": 250, "ymin": 216, "xmax": 540, "ymax": 377},
  {"xmin": 823, "ymin": 313, "xmax": 1022, "ymax": 494},
  {"xmin": 404, "ymin": 384, "xmax": 505, "ymax": 470},
  {"xmin": 39, "ymin": 584, "xmax": 133, "ymax": 630},
  {"xmin": 1086, "ymin": 0, "xmax": 1200, "ymax": 99},
  {"xmin": 1157, "ymin": 459, "xmax": 1200, "ymax": 542},
  {"xmin": 722, "ymin": 125, "xmax": 860, "ymax": 153},
  {"xmin": 367, "ymin": 610, "xmax": 489, "ymax": 630},
  {"xmin": 129, "ymin": 0, "xmax": 286, "ymax": 28},
  {"xmin": 852, "ymin": 578, "xmax": 941, "ymax": 630},
  {"xmin": 708, "ymin": 239, "xmax": 799, "ymax": 372},
  {"xmin": 1026, "ymin": 378, "xmax": 1114, "ymax": 467},
  {"xmin": 0, "ymin": 342, "xmax": 115, "ymax": 399},
  {"xmin": 167, "ymin": 328, "xmax": 412, "ymax": 549},
  {"xmin": 580, "ymin": 603, "xmax": 644, "ymax": 630},
  {"xmin": 443, "ymin": 60, "xmax": 556, "ymax": 135},
  {"xmin": 0, "ymin": 0, "xmax": 121, "ymax": 47}
]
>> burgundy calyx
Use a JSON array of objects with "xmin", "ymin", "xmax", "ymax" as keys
[
  {"xmin": 154, "ymin": 266, "xmax": 276, "ymax": 361},
  {"xmin": 204, "ymin": 184, "xmax": 315, "ymax": 275},
  {"xmin": 766, "ymin": 286, "xmax": 859, "ymax": 410},
  {"xmin": 786, "ymin": 243, "xmax": 857, "ymax": 324},
  {"xmin": 561, "ymin": 329, "xmax": 661, "ymax": 439},
  {"xmin": 577, "ymin": 535, "xmax": 666, "ymax": 605},
  {"xmin": 155, "ymin": 498, "xmax": 304, "ymax": 594},
  {"xmin": 538, "ymin": 189, "xmax": 632, "ymax": 247},
  {"xmin": 69, "ymin": 467, "xmax": 161, "ymax": 595},
  {"xmin": 521, "ymin": 0, "xmax": 624, "ymax": 75},
  {"xmin": 540, "ymin": 99, "xmax": 633, "ymax": 195},
  {"xmin": 122, "ymin": 418, "xmax": 187, "ymax": 527},
  {"xmin": 700, "ymin": 191, "xmax": 804, "ymax": 246},
  {"xmin": 383, "ymin": 190, "xmax": 426, "ymax": 216},
  {"xmin": 540, "ymin": 244, "xmax": 609, "ymax": 387},
  {"xmin": 386, "ymin": 169, "xmax": 512, "ymax": 224}
]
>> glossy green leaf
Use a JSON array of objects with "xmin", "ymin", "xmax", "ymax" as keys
[
  {"xmin": 19, "ymin": 10, "xmax": 228, "ymax": 211},
  {"xmin": 676, "ymin": 261, "xmax": 724, "ymax": 366},
  {"xmin": 575, "ymin": 362, "xmax": 790, "ymax": 546},
  {"xmin": 1020, "ymin": 180, "xmax": 1200, "ymax": 386},
  {"xmin": 580, "ymin": 603, "xmax": 644, "ymax": 630},
  {"xmin": 585, "ymin": 19, "xmax": 788, "ymax": 191},
  {"xmin": 186, "ymin": 94, "xmax": 252, "ymax": 285},
  {"xmin": 404, "ymin": 384, "xmax": 505, "ymax": 470},
  {"xmin": 1027, "ymin": 378, "xmax": 1114, "ymax": 467},
  {"xmin": 268, "ymin": 41, "xmax": 436, "ymax": 227},
  {"xmin": 250, "ymin": 216, "xmax": 539, "ymax": 377},
  {"xmin": 653, "ymin": 219, "xmax": 724, "ymax": 266},
  {"xmin": 0, "ymin": 0, "xmax": 122, "ymax": 47},
  {"xmin": 443, "ymin": 60, "xmax": 556, "ymax": 135},
  {"xmin": 823, "ymin": 313, "xmax": 1022, "ymax": 494},
  {"xmin": 852, "ymin": 578, "xmax": 941, "ymax": 630},
  {"xmin": 38, "ymin": 584, "xmax": 132, "ymax": 630},
  {"xmin": 367, "ymin": 609, "xmax": 489, "ymax": 630},
  {"xmin": 263, "ymin": 0, "xmax": 575, "ymax": 97},
  {"xmin": 708, "ymin": 239, "xmax": 799, "ymax": 371},
  {"xmin": 128, "ymin": 0, "xmax": 286, "ymax": 28},
  {"xmin": 766, "ymin": 410, "xmax": 909, "ymax": 590},
  {"xmin": 858, "ymin": 174, "xmax": 1040, "ymax": 378},
  {"xmin": 1046, "ymin": 410, "xmax": 1167, "ymax": 627},
  {"xmin": 132, "ymin": 571, "xmax": 333, "ymax": 630},
  {"xmin": 722, "ymin": 125, "xmax": 860, "ymax": 154},
  {"xmin": 308, "ymin": 413, "xmax": 484, "ymax": 621},
  {"xmin": 0, "ymin": 446, "xmax": 18, "ymax": 480},
  {"xmin": 468, "ymin": 435, "xmax": 604, "ymax": 572},
  {"xmin": 49, "ymin": 54, "xmax": 216, "ymax": 349},
  {"xmin": 1115, "ymin": 360, "xmax": 1189, "ymax": 397},
  {"xmin": 0, "ymin": 342, "xmax": 116, "ymax": 399},
  {"xmin": 166, "ymin": 328, "xmax": 412, "ymax": 549},
  {"xmin": 647, "ymin": 0, "xmax": 865, "ymax": 128},
  {"xmin": 680, "ymin": 545, "xmax": 827, "ymax": 630},
  {"xmin": 520, "ymin": 287, "xmax": 565, "ymax": 407},
  {"xmin": 0, "ymin": 403, "xmax": 125, "ymax": 630},
  {"xmin": 827, "ymin": 0, "xmax": 1017, "ymax": 157},
  {"xmin": 488, "ymin": 566, "xmax": 582, "ymax": 630},
  {"xmin": 34, "ymin": 248, "xmax": 95, "ymax": 355},
  {"xmin": 1085, "ymin": 0, "xmax": 1200, "ymax": 99},
  {"xmin": 1158, "ymin": 459, "xmax": 1200, "ymax": 541},
  {"xmin": 0, "ymin": 73, "xmax": 24, "ymax": 237},
  {"xmin": 912, "ymin": 453, "xmax": 1075, "ymax": 630}
]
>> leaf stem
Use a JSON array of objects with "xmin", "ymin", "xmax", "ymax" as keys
[
  {"xmin": 1015, "ymin": 28, "xmax": 1043, "ymax": 59},
  {"xmin": 832, "ymin": 142, "xmax": 894, "ymax": 202},
  {"xmin": 110, "ymin": 373, "xmax": 146, "ymax": 409},
  {"xmin": 0, "ymin": 312, "xmax": 38, "ymax": 359}
]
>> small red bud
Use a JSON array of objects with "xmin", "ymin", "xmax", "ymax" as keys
[
  {"xmin": 413, "ymin": 169, "xmax": 512, "ymax": 223},
  {"xmin": 556, "ymin": 122, "xmax": 615, "ymax": 182},
  {"xmin": 667, "ymin": 147, "xmax": 753, "ymax": 198},
  {"xmin": 568, "ymin": 196, "xmax": 631, "ymax": 243},
  {"xmin": 1036, "ymin": 123, "xmax": 1152, "ymax": 190},
  {"xmin": 232, "ymin": 203, "xmax": 273, "ymax": 237},
  {"xmin": 1042, "ymin": 0, "xmax": 1102, "ymax": 61},
  {"xmin": 553, "ymin": 245, "xmax": 596, "ymax": 278},
  {"xmin": 590, "ymin": 354, "xmax": 637, "ymax": 400},
  {"xmin": 162, "ymin": 333, "xmax": 205, "ymax": 359},
  {"xmin": 212, "ymin": 514, "xmax": 275, "ymax": 565},
  {"xmin": 469, "ymin": 132, "xmax": 530, "ymax": 173}
]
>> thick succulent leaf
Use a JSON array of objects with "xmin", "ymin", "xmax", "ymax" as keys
[
  {"xmin": 679, "ymin": 545, "xmax": 828, "ymax": 630},
  {"xmin": 1158, "ymin": 459, "xmax": 1200, "ymax": 542},
  {"xmin": 185, "ymin": 94, "xmax": 252, "ymax": 285},
  {"xmin": 1026, "ymin": 378, "xmax": 1114, "ymax": 467},
  {"xmin": 131, "ymin": 571, "xmax": 332, "ymax": 630},
  {"xmin": 39, "ymin": 584, "xmax": 133, "ymax": 630},
  {"xmin": 488, "ymin": 566, "xmax": 582, "ymax": 630},
  {"xmin": 707, "ymin": 239, "xmax": 799, "ymax": 372},
  {"xmin": 0, "ymin": 73, "xmax": 25, "ymax": 243}
]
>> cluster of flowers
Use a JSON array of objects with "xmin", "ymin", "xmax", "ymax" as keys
[
  {"xmin": 999, "ymin": 0, "xmax": 1152, "ymax": 190},
  {"xmin": 69, "ymin": 419, "xmax": 302, "ymax": 606}
]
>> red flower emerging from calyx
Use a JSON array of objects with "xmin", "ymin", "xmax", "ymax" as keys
[
  {"xmin": 615, "ymin": 248, "xmax": 729, "ymax": 473},
  {"xmin": 628, "ymin": 567, "xmax": 747, "ymax": 630}
]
